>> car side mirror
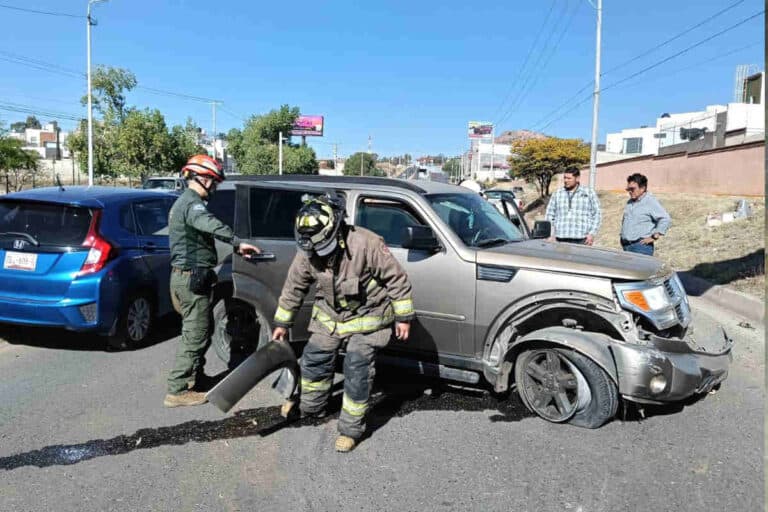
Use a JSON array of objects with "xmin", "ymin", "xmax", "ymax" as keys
[
  {"xmin": 402, "ymin": 225, "xmax": 441, "ymax": 251},
  {"xmin": 532, "ymin": 220, "xmax": 551, "ymax": 239}
]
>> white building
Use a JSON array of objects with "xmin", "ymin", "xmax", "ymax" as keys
[
  {"xmin": 9, "ymin": 122, "xmax": 71, "ymax": 159},
  {"xmin": 472, "ymin": 142, "xmax": 512, "ymax": 182}
]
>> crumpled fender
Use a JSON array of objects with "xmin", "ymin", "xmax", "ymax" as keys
[
  {"xmin": 507, "ymin": 326, "xmax": 619, "ymax": 385},
  {"xmin": 206, "ymin": 339, "xmax": 299, "ymax": 413}
]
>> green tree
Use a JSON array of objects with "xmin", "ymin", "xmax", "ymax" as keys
[
  {"xmin": 229, "ymin": 105, "xmax": 318, "ymax": 175},
  {"xmin": 442, "ymin": 158, "xmax": 461, "ymax": 179},
  {"xmin": 114, "ymin": 109, "xmax": 176, "ymax": 179},
  {"xmin": 509, "ymin": 137, "xmax": 590, "ymax": 198},
  {"xmin": 344, "ymin": 152, "xmax": 377, "ymax": 176},
  {"xmin": 81, "ymin": 66, "xmax": 137, "ymax": 120},
  {"xmin": 242, "ymin": 105, "xmax": 300, "ymax": 145},
  {"xmin": 0, "ymin": 132, "xmax": 40, "ymax": 192}
]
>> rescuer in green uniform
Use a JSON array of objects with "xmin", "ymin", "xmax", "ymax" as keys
[{"xmin": 164, "ymin": 154, "xmax": 260, "ymax": 408}]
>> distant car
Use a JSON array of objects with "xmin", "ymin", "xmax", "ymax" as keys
[
  {"xmin": 142, "ymin": 176, "xmax": 186, "ymax": 191},
  {"xmin": 512, "ymin": 186, "xmax": 525, "ymax": 195},
  {"xmin": 485, "ymin": 189, "xmax": 524, "ymax": 210},
  {"xmin": 0, "ymin": 187, "xmax": 180, "ymax": 348}
]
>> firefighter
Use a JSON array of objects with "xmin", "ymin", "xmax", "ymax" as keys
[{"xmin": 272, "ymin": 193, "xmax": 415, "ymax": 452}]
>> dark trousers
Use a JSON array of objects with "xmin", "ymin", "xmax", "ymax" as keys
[
  {"xmin": 556, "ymin": 237, "xmax": 587, "ymax": 244},
  {"xmin": 299, "ymin": 328, "xmax": 391, "ymax": 439}
]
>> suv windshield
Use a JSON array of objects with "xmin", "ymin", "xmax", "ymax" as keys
[
  {"xmin": 0, "ymin": 201, "xmax": 92, "ymax": 247},
  {"xmin": 426, "ymin": 193, "xmax": 524, "ymax": 247},
  {"xmin": 143, "ymin": 179, "xmax": 176, "ymax": 190}
]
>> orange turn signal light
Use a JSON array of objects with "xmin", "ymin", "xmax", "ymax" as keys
[{"xmin": 623, "ymin": 290, "xmax": 650, "ymax": 311}]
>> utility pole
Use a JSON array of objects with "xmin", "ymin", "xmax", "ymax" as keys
[
  {"xmin": 210, "ymin": 101, "xmax": 221, "ymax": 159},
  {"xmin": 332, "ymin": 143, "xmax": 338, "ymax": 173},
  {"xmin": 588, "ymin": 0, "xmax": 602, "ymax": 189},
  {"xmin": 489, "ymin": 127, "xmax": 495, "ymax": 181},
  {"xmin": 278, "ymin": 131, "xmax": 284, "ymax": 175},
  {"xmin": 360, "ymin": 150, "xmax": 364, "ymax": 176},
  {"xmin": 368, "ymin": 135, "xmax": 372, "ymax": 154}
]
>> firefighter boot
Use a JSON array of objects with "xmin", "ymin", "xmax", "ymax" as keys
[
  {"xmin": 335, "ymin": 435, "xmax": 356, "ymax": 452},
  {"xmin": 163, "ymin": 390, "xmax": 208, "ymax": 408}
]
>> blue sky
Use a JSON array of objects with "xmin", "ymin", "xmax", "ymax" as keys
[{"xmin": 0, "ymin": 0, "xmax": 764, "ymax": 159}]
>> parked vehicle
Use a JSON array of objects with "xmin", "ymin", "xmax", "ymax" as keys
[
  {"xmin": 485, "ymin": 188, "xmax": 524, "ymax": 210},
  {"xmin": 207, "ymin": 175, "xmax": 731, "ymax": 429},
  {"xmin": 142, "ymin": 176, "xmax": 187, "ymax": 191},
  {"xmin": 0, "ymin": 186, "xmax": 180, "ymax": 348}
]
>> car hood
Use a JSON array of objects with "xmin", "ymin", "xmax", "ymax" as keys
[{"xmin": 476, "ymin": 240, "xmax": 671, "ymax": 281}]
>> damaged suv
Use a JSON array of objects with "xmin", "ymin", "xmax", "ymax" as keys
[{"xmin": 224, "ymin": 175, "xmax": 731, "ymax": 428}]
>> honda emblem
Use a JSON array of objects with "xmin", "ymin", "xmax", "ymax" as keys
[{"xmin": 12, "ymin": 239, "xmax": 27, "ymax": 250}]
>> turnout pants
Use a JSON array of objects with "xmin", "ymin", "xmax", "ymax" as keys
[
  {"xmin": 299, "ymin": 328, "xmax": 391, "ymax": 439},
  {"xmin": 167, "ymin": 271, "xmax": 213, "ymax": 394}
]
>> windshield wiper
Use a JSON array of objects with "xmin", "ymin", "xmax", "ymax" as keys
[
  {"xmin": 475, "ymin": 237, "xmax": 511, "ymax": 248},
  {"xmin": 0, "ymin": 232, "xmax": 40, "ymax": 246}
]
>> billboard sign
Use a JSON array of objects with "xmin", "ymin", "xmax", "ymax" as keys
[
  {"xmin": 290, "ymin": 115, "xmax": 324, "ymax": 137},
  {"xmin": 468, "ymin": 121, "xmax": 493, "ymax": 139}
]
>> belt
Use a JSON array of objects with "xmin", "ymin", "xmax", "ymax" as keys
[
  {"xmin": 171, "ymin": 267, "xmax": 192, "ymax": 275},
  {"xmin": 621, "ymin": 238, "xmax": 650, "ymax": 246}
]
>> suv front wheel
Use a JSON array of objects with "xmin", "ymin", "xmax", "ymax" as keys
[
  {"xmin": 515, "ymin": 347, "xmax": 618, "ymax": 429},
  {"xmin": 212, "ymin": 299, "xmax": 269, "ymax": 368}
]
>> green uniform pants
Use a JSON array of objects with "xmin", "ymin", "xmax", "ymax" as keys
[
  {"xmin": 299, "ymin": 328, "xmax": 391, "ymax": 439},
  {"xmin": 167, "ymin": 271, "xmax": 212, "ymax": 394}
]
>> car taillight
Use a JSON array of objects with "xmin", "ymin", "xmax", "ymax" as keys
[{"xmin": 77, "ymin": 209, "xmax": 113, "ymax": 276}]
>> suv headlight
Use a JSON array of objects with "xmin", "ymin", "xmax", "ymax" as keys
[{"xmin": 614, "ymin": 279, "xmax": 683, "ymax": 330}]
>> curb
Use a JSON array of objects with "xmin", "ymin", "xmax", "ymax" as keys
[{"xmin": 678, "ymin": 271, "xmax": 764, "ymax": 323}]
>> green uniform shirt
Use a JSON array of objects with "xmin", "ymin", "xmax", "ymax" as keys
[{"xmin": 169, "ymin": 188, "xmax": 240, "ymax": 269}]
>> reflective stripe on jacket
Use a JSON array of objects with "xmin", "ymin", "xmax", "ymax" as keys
[{"xmin": 274, "ymin": 225, "xmax": 415, "ymax": 335}]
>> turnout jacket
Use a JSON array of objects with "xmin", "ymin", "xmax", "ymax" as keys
[
  {"xmin": 274, "ymin": 225, "xmax": 415, "ymax": 336},
  {"xmin": 169, "ymin": 188, "xmax": 241, "ymax": 269}
]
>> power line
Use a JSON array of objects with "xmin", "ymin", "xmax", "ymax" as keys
[
  {"xmin": 491, "ymin": 0, "xmax": 559, "ymax": 123},
  {"xmin": 496, "ymin": 0, "xmax": 582, "ymax": 127},
  {"xmin": 0, "ymin": 2, "xmax": 84, "ymax": 18},
  {"xmin": 527, "ymin": 9, "xmax": 764, "ymax": 132},
  {"xmin": 0, "ymin": 49, "xmax": 222, "ymax": 103},
  {"xmin": 601, "ymin": 9, "xmax": 764, "ymax": 93},
  {"xmin": 602, "ymin": 0, "xmax": 746, "ymax": 76},
  {"xmin": 0, "ymin": 101, "xmax": 83, "ymax": 122}
]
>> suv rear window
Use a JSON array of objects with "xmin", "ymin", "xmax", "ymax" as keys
[
  {"xmin": 249, "ymin": 188, "xmax": 305, "ymax": 238},
  {"xmin": 0, "ymin": 201, "xmax": 92, "ymax": 247}
]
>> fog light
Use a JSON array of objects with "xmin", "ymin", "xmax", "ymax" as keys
[
  {"xmin": 649, "ymin": 375, "xmax": 667, "ymax": 394},
  {"xmin": 79, "ymin": 303, "xmax": 98, "ymax": 323}
]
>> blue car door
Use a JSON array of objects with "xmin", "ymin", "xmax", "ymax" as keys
[{"xmin": 132, "ymin": 197, "xmax": 173, "ymax": 315}]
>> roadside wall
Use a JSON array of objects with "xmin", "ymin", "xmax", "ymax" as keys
[{"xmin": 592, "ymin": 140, "xmax": 765, "ymax": 196}]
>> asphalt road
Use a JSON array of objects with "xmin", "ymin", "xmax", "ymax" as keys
[{"xmin": 0, "ymin": 296, "xmax": 763, "ymax": 512}]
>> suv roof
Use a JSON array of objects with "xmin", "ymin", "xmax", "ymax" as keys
[
  {"xmin": 1, "ymin": 186, "xmax": 177, "ymax": 208},
  {"xmin": 219, "ymin": 174, "xmax": 470, "ymax": 195}
]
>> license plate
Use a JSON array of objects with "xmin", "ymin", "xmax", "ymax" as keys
[{"xmin": 3, "ymin": 251, "xmax": 38, "ymax": 271}]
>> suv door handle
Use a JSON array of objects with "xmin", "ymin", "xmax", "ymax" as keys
[{"xmin": 243, "ymin": 252, "xmax": 276, "ymax": 262}]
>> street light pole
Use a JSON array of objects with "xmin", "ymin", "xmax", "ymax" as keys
[
  {"xmin": 86, "ymin": 0, "xmax": 108, "ymax": 187},
  {"xmin": 588, "ymin": 0, "xmax": 602, "ymax": 189}
]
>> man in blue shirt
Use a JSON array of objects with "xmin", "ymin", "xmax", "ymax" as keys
[
  {"xmin": 620, "ymin": 173, "xmax": 671, "ymax": 256},
  {"xmin": 545, "ymin": 168, "xmax": 601, "ymax": 245}
]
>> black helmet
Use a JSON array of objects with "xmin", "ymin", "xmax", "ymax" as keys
[{"xmin": 294, "ymin": 192, "xmax": 346, "ymax": 257}]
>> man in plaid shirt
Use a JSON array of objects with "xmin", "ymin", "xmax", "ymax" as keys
[{"xmin": 545, "ymin": 168, "xmax": 601, "ymax": 245}]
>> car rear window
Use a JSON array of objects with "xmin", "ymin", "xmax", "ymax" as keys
[{"xmin": 0, "ymin": 200, "xmax": 92, "ymax": 247}]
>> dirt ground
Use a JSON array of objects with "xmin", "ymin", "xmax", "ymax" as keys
[{"xmin": 499, "ymin": 181, "xmax": 765, "ymax": 299}]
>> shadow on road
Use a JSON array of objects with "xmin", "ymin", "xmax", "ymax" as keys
[{"xmin": 0, "ymin": 314, "xmax": 180, "ymax": 352}]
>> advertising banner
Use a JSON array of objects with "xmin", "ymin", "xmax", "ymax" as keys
[
  {"xmin": 290, "ymin": 115, "xmax": 324, "ymax": 136},
  {"xmin": 468, "ymin": 121, "xmax": 493, "ymax": 139}
]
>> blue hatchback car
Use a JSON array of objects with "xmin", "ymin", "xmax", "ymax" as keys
[{"xmin": 0, "ymin": 186, "xmax": 179, "ymax": 347}]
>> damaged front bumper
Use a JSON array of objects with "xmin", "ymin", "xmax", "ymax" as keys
[{"xmin": 612, "ymin": 327, "xmax": 733, "ymax": 404}]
